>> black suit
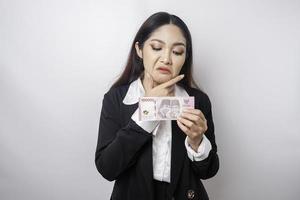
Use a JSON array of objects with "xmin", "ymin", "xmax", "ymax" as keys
[{"xmin": 95, "ymin": 83, "xmax": 219, "ymax": 200}]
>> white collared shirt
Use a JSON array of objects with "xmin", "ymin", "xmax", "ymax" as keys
[{"xmin": 123, "ymin": 78, "xmax": 212, "ymax": 183}]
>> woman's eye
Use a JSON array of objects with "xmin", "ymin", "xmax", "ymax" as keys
[
  {"xmin": 151, "ymin": 46, "xmax": 161, "ymax": 51},
  {"xmin": 151, "ymin": 45, "xmax": 184, "ymax": 55},
  {"xmin": 173, "ymin": 51, "xmax": 183, "ymax": 56}
]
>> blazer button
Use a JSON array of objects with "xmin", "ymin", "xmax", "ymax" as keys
[{"xmin": 187, "ymin": 189, "xmax": 195, "ymax": 199}]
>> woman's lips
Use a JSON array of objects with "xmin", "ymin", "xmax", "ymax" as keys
[{"xmin": 157, "ymin": 67, "xmax": 171, "ymax": 74}]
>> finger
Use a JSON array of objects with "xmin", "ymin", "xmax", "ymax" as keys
[
  {"xmin": 177, "ymin": 116, "xmax": 194, "ymax": 129},
  {"xmin": 182, "ymin": 113, "xmax": 207, "ymax": 133},
  {"xmin": 160, "ymin": 74, "xmax": 184, "ymax": 89},
  {"xmin": 178, "ymin": 119, "xmax": 207, "ymax": 138},
  {"xmin": 176, "ymin": 120, "xmax": 192, "ymax": 136},
  {"xmin": 180, "ymin": 112, "xmax": 207, "ymax": 128},
  {"xmin": 180, "ymin": 112, "xmax": 201, "ymax": 125},
  {"xmin": 183, "ymin": 108, "xmax": 206, "ymax": 122}
]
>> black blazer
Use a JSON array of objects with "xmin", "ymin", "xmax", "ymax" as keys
[{"xmin": 95, "ymin": 83, "xmax": 219, "ymax": 200}]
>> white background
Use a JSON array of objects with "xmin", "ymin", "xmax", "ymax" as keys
[{"xmin": 1, "ymin": 0, "xmax": 299, "ymax": 199}]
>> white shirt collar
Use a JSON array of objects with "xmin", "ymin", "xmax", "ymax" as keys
[{"xmin": 123, "ymin": 77, "xmax": 189, "ymax": 105}]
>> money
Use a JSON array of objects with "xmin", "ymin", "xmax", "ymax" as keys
[{"xmin": 138, "ymin": 96, "xmax": 195, "ymax": 121}]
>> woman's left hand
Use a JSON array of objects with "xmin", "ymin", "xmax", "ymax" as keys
[{"xmin": 177, "ymin": 108, "xmax": 208, "ymax": 151}]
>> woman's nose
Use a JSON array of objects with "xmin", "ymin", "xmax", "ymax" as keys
[{"xmin": 161, "ymin": 50, "xmax": 172, "ymax": 65}]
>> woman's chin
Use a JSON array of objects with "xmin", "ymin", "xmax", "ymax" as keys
[{"xmin": 153, "ymin": 73, "xmax": 173, "ymax": 84}]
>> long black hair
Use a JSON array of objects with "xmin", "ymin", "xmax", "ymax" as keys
[{"xmin": 110, "ymin": 11, "xmax": 199, "ymax": 90}]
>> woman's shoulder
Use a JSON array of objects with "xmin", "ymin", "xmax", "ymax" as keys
[
  {"xmin": 182, "ymin": 85, "xmax": 212, "ymax": 111},
  {"xmin": 184, "ymin": 85, "xmax": 210, "ymax": 101},
  {"xmin": 103, "ymin": 83, "xmax": 131, "ymax": 103}
]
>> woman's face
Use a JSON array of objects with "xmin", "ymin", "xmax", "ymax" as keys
[{"xmin": 135, "ymin": 24, "xmax": 187, "ymax": 84}]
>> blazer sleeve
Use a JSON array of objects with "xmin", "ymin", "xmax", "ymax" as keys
[
  {"xmin": 190, "ymin": 92, "xmax": 220, "ymax": 180},
  {"xmin": 95, "ymin": 90, "xmax": 152, "ymax": 181}
]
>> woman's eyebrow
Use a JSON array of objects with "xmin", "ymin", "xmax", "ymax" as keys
[{"xmin": 150, "ymin": 39, "xmax": 186, "ymax": 47}]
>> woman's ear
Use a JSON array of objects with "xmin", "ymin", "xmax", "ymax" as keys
[{"xmin": 135, "ymin": 42, "xmax": 143, "ymax": 59}]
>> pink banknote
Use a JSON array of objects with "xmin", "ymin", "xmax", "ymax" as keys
[{"xmin": 138, "ymin": 97, "xmax": 195, "ymax": 121}]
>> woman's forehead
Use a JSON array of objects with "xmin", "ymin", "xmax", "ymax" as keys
[{"xmin": 147, "ymin": 24, "xmax": 186, "ymax": 45}]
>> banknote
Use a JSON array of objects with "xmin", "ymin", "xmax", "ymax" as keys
[{"xmin": 138, "ymin": 96, "xmax": 195, "ymax": 121}]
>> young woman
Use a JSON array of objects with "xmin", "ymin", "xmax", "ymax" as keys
[{"xmin": 95, "ymin": 12, "xmax": 219, "ymax": 200}]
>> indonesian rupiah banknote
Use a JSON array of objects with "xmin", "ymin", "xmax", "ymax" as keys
[{"xmin": 138, "ymin": 96, "xmax": 195, "ymax": 121}]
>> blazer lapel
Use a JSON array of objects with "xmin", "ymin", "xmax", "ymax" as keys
[
  {"xmin": 169, "ymin": 120, "xmax": 186, "ymax": 195},
  {"xmin": 122, "ymin": 102, "xmax": 154, "ymax": 198}
]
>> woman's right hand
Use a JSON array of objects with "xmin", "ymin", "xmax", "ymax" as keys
[{"xmin": 143, "ymin": 71, "xmax": 184, "ymax": 97}]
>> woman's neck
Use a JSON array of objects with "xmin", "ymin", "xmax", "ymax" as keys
[{"xmin": 140, "ymin": 73, "xmax": 159, "ymax": 89}]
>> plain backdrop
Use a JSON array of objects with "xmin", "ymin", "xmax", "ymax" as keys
[{"xmin": 1, "ymin": 0, "xmax": 299, "ymax": 199}]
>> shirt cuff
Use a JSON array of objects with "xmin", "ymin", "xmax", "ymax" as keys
[
  {"xmin": 131, "ymin": 108, "xmax": 159, "ymax": 134},
  {"xmin": 185, "ymin": 135, "xmax": 212, "ymax": 161}
]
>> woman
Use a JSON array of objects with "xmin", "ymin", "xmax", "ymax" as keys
[{"xmin": 95, "ymin": 12, "xmax": 219, "ymax": 200}]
